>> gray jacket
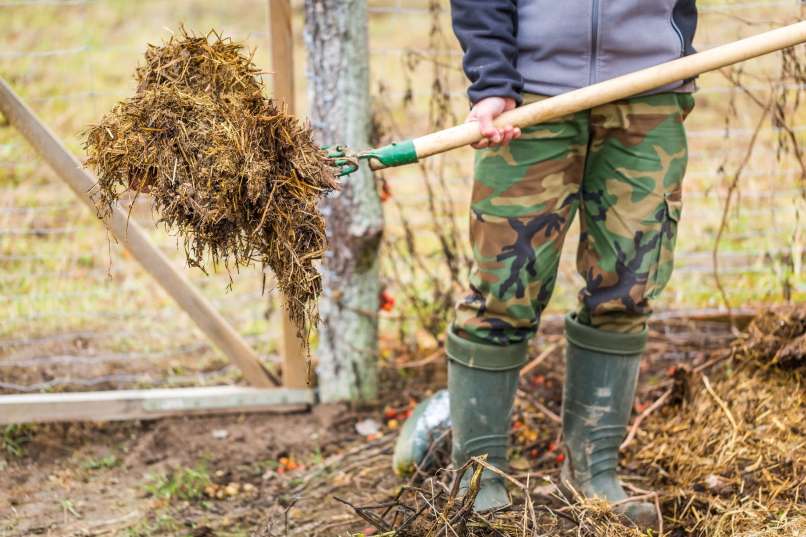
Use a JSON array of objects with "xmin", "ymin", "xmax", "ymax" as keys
[{"xmin": 451, "ymin": 0, "xmax": 698, "ymax": 103}]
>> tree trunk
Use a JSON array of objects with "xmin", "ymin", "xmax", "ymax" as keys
[{"xmin": 304, "ymin": 0, "xmax": 382, "ymax": 402}]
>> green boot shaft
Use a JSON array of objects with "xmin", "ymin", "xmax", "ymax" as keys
[
  {"xmin": 446, "ymin": 328, "xmax": 528, "ymax": 512},
  {"xmin": 561, "ymin": 313, "xmax": 656, "ymax": 527}
]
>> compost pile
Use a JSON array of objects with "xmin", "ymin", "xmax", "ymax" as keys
[
  {"xmin": 629, "ymin": 306, "xmax": 805, "ymax": 536},
  {"xmin": 84, "ymin": 29, "xmax": 338, "ymax": 342},
  {"xmin": 261, "ymin": 307, "xmax": 805, "ymax": 536}
]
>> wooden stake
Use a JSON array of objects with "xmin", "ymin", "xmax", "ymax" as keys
[
  {"xmin": 268, "ymin": 0, "xmax": 296, "ymax": 111},
  {"xmin": 268, "ymin": 0, "xmax": 309, "ymax": 388},
  {"xmin": 0, "ymin": 77, "xmax": 278, "ymax": 388}
]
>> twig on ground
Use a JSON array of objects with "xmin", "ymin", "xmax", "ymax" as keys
[
  {"xmin": 654, "ymin": 492, "xmax": 664, "ymax": 537},
  {"xmin": 621, "ymin": 387, "xmax": 673, "ymax": 450},
  {"xmin": 519, "ymin": 343, "xmax": 559, "ymax": 378},
  {"xmin": 394, "ymin": 348, "xmax": 444, "ymax": 369},
  {"xmin": 701, "ymin": 374, "xmax": 739, "ymax": 440},
  {"xmin": 516, "ymin": 389, "xmax": 561, "ymax": 424}
]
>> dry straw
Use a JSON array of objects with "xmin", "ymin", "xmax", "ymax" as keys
[
  {"xmin": 84, "ymin": 28, "xmax": 338, "ymax": 346},
  {"xmin": 330, "ymin": 306, "xmax": 805, "ymax": 536},
  {"xmin": 630, "ymin": 306, "xmax": 805, "ymax": 536}
]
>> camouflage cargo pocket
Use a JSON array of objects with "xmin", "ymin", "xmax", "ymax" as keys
[
  {"xmin": 644, "ymin": 93, "xmax": 692, "ymax": 300},
  {"xmin": 646, "ymin": 193, "xmax": 682, "ymax": 299}
]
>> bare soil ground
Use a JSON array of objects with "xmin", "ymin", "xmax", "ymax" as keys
[{"xmin": 1, "ymin": 404, "xmax": 366, "ymax": 536}]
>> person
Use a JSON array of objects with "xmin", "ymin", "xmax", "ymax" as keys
[{"xmin": 394, "ymin": 0, "xmax": 699, "ymax": 527}]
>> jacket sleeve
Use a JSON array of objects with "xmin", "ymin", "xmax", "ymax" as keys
[{"xmin": 450, "ymin": 0, "xmax": 522, "ymax": 105}]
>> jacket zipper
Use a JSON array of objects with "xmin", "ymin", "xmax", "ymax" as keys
[
  {"xmin": 670, "ymin": 12, "xmax": 685, "ymax": 56},
  {"xmin": 589, "ymin": 0, "xmax": 600, "ymax": 85}
]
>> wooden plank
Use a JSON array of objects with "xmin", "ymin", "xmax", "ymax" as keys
[
  {"xmin": 268, "ymin": 0, "xmax": 309, "ymax": 389},
  {"xmin": 0, "ymin": 77, "xmax": 279, "ymax": 388},
  {"xmin": 0, "ymin": 386, "xmax": 314, "ymax": 424}
]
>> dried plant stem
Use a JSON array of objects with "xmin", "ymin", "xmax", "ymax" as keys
[
  {"xmin": 621, "ymin": 387, "xmax": 673, "ymax": 450},
  {"xmin": 701, "ymin": 373, "xmax": 739, "ymax": 440}
]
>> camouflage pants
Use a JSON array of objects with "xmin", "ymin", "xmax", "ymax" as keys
[{"xmin": 454, "ymin": 92, "xmax": 695, "ymax": 344}]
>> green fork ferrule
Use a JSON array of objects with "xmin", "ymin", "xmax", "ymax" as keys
[{"xmin": 362, "ymin": 139, "xmax": 418, "ymax": 169}]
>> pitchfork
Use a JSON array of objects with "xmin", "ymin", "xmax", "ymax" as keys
[{"xmin": 327, "ymin": 21, "xmax": 806, "ymax": 176}]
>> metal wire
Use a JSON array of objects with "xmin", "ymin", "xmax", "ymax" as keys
[{"xmin": 0, "ymin": 0, "xmax": 91, "ymax": 6}]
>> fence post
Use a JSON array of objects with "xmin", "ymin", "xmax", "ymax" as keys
[
  {"xmin": 304, "ymin": 0, "xmax": 382, "ymax": 402},
  {"xmin": 267, "ymin": 0, "xmax": 309, "ymax": 389}
]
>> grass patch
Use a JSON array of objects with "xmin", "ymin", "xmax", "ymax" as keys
[
  {"xmin": 1, "ymin": 424, "xmax": 35, "ymax": 458},
  {"xmin": 145, "ymin": 461, "xmax": 212, "ymax": 503},
  {"xmin": 82, "ymin": 454, "xmax": 121, "ymax": 471}
]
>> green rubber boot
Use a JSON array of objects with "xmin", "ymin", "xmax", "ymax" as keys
[
  {"xmin": 561, "ymin": 313, "xmax": 656, "ymax": 528},
  {"xmin": 446, "ymin": 329, "xmax": 528, "ymax": 513}
]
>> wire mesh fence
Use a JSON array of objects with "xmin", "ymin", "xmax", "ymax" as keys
[
  {"xmin": 0, "ymin": 1, "xmax": 283, "ymax": 393},
  {"xmin": 0, "ymin": 0, "xmax": 804, "ymax": 393}
]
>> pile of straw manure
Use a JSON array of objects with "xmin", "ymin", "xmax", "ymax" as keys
[
  {"xmin": 84, "ymin": 29, "xmax": 338, "ymax": 343},
  {"xmin": 629, "ymin": 306, "xmax": 805, "ymax": 536},
  {"xmin": 327, "ymin": 306, "xmax": 805, "ymax": 536}
]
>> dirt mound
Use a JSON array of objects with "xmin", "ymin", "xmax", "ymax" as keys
[{"xmin": 83, "ymin": 28, "xmax": 338, "ymax": 344}]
